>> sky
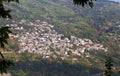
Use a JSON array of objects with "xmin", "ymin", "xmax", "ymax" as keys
[{"xmin": 109, "ymin": 0, "xmax": 120, "ymax": 3}]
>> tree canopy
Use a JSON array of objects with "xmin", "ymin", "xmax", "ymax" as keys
[
  {"xmin": 0, "ymin": 0, "xmax": 19, "ymax": 74},
  {"xmin": 0, "ymin": 0, "xmax": 96, "ymax": 18},
  {"xmin": 0, "ymin": 0, "xmax": 19, "ymax": 18},
  {"xmin": 73, "ymin": 0, "xmax": 96, "ymax": 7}
]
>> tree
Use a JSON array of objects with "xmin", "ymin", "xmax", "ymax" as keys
[
  {"xmin": 0, "ymin": 0, "xmax": 19, "ymax": 74},
  {"xmin": 105, "ymin": 57, "xmax": 113, "ymax": 76},
  {"xmin": 0, "ymin": 0, "xmax": 96, "ymax": 18},
  {"xmin": 0, "ymin": 0, "xmax": 97, "ymax": 74},
  {"xmin": 0, "ymin": 0, "xmax": 19, "ymax": 18},
  {"xmin": 73, "ymin": 0, "xmax": 96, "ymax": 7}
]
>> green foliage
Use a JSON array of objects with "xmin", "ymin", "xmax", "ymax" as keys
[
  {"xmin": 0, "ymin": 0, "xmax": 18, "ymax": 74},
  {"xmin": 105, "ymin": 58, "xmax": 113, "ymax": 76},
  {"xmin": 9, "ymin": 56, "xmax": 101, "ymax": 76},
  {"xmin": 73, "ymin": 0, "xmax": 97, "ymax": 7},
  {"xmin": 0, "ymin": 59, "xmax": 14, "ymax": 74},
  {"xmin": 0, "ymin": 27, "xmax": 14, "ymax": 73},
  {"xmin": 0, "ymin": 27, "xmax": 12, "ymax": 48},
  {"xmin": 0, "ymin": 0, "xmax": 95, "ymax": 19},
  {"xmin": 0, "ymin": 0, "xmax": 19, "ymax": 19},
  {"xmin": 0, "ymin": 0, "xmax": 119, "ymax": 75},
  {"xmin": 11, "ymin": 70, "xmax": 27, "ymax": 76},
  {"xmin": 3, "ymin": 53, "xmax": 120, "ymax": 76}
]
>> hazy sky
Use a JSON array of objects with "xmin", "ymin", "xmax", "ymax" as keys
[{"xmin": 109, "ymin": 0, "xmax": 120, "ymax": 3}]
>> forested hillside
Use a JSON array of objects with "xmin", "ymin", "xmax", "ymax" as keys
[
  {"xmin": 1, "ymin": 0, "xmax": 120, "ymax": 76},
  {"xmin": 3, "ymin": 0, "xmax": 120, "ymax": 53}
]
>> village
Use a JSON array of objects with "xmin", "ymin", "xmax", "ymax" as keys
[{"xmin": 8, "ymin": 19, "xmax": 107, "ymax": 61}]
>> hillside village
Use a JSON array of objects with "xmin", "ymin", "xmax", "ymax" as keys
[{"xmin": 7, "ymin": 19, "xmax": 107, "ymax": 61}]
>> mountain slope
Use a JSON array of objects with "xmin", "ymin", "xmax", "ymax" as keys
[
  {"xmin": 4, "ymin": 0, "xmax": 120, "ymax": 50},
  {"xmin": 1, "ymin": 0, "xmax": 120, "ymax": 75}
]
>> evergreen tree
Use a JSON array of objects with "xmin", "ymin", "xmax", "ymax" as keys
[{"xmin": 105, "ymin": 57, "xmax": 113, "ymax": 76}]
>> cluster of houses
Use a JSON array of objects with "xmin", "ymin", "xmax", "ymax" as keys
[{"xmin": 8, "ymin": 19, "xmax": 107, "ymax": 61}]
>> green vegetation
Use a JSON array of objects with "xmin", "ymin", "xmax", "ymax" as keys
[
  {"xmin": 4, "ymin": 53, "xmax": 102, "ymax": 76},
  {"xmin": 105, "ymin": 58, "xmax": 113, "ymax": 76},
  {"xmin": 1, "ymin": 53, "xmax": 118, "ymax": 76},
  {"xmin": 3, "ymin": 0, "xmax": 119, "ymax": 54},
  {"xmin": 0, "ymin": 0, "xmax": 120, "ymax": 75}
]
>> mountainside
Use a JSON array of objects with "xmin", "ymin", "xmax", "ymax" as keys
[
  {"xmin": 8, "ymin": 19, "xmax": 107, "ymax": 59},
  {"xmin": 1, "ymin": 0, "xmax": 120, "ymax": 76},
  {"xmin": 4, "ymin": 0, "xmax": 120, "ymax": 38},
  {"xmin": 5, "ymin": 19, "xmax": 118, "ymax": 76},
  {"xmin": 4, "ymin": 0, "xmax": 120, "ymax": 55}
]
